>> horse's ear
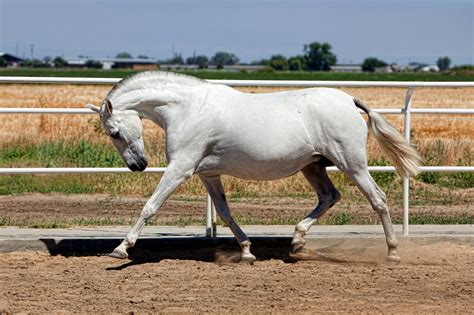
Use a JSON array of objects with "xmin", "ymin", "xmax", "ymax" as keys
[
  {"xmin": 105, "ymin": 99, "xmax": 113, "ymax": 115},
  {"xmin": 85, "ymin": 103, "xmax": 100, "ymax": 113}
]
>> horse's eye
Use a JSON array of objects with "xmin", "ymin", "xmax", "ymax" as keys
[{"xmin": 110, "ymin": 131, "xmax": 120, "ymax": 139}]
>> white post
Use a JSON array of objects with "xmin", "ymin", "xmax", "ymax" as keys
[
  {"xmin": 206, "ymin": 194, "xmax": 212, "ymax": 237},
  {"xmin": 205, "ymin": 194, "xmax": 213, "ymax": 237},
  {"xmin": 205, "ymin": 193, "xmax": 217, "ymax": 237},
  {"xmin": 402, "ymin": 87, "xmax": 416, "ymax": 236}
]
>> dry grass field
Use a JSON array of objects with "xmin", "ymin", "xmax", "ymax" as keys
[
  {"xmin": 0, "ymin": 83, "xmax": 472, "ymax": 226},
  {"xmin": 1, "ymin": 84, "xmax": 472, "ymax": 159},
  {"xmin": 1, "ymin": 84, "xmax": 472, "ymax": 165}
]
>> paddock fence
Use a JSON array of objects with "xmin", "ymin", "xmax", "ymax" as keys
[{"xmin": 0, "ymin": 77, "xmax": 473, "ymax": 237}]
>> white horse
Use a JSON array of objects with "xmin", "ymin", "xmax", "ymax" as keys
[{"xmin": 87, "ymin": 71, "xmax": 420, "ymax": 263}]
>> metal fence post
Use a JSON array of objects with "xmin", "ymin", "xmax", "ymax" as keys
[
  {"xmin": 205, "ymin": 194, "xmax": 212, "ymax": 237},
  {"xmin": 402, "ymin": 87, "xmax": 417, "ymax": 236},
  {"xmin": 205, "ymin": 193, "xmax": 217, "ymax": 237}
]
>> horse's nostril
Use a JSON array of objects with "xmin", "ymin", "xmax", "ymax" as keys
[
  {"xmin": 128, "ymin": 163, "xmax": 140, "ymax": 172},
  {"xmin": 129, "ymin": 159, "xmax": 147, "ymax": 172}
]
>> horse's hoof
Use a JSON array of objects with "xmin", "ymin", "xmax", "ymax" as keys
[
  {"xmin": 291, "ymin": 242, "xmax": 305, "ymax": 254},
  {"xmin": 386, "ymin": 254, "xmax": 401, "ymax": 264},
  {"xmin": 108, "ymin": 248, "xmax": 128, "ymax": 259},
  {"xmin": 240, "ymin": 253, "xmax": 256, "ymax": 265}
]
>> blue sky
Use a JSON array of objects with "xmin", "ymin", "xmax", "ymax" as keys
[{"xmin": 0, "ymin": 0, "xmax": 472, "ymax": 65}]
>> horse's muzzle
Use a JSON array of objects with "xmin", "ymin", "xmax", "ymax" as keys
[{"xmin": 129, "ymin": 158, "xmax": 148, "ymax": 172}]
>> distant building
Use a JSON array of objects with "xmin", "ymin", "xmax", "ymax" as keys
[
  {"xmin": 100, "ymin": 58, "xmax": 158, "ymax": 70},
  {"xmin": 330, "ymin": 64, "xmax": 362, "ymax": 72},
  {"xmin": 64, "ymin": 58, "xmax": 87, "ymax": 68},
  {"xmin": 64, "ymin": 57, "xmax": 158, "ymax": 70},
  {"xmin": 0, "ymin": 52, "xmax": 24, "ymax": 67},
  {"xmin": 420, "ymin": 65, "xmax": 440, "ymax": 72},
  {"xmin": 374, "ymin": 66, "xmax": 393, "ymax": 73},
  {"xmin": 390, "ymin": 63, "xmax": 409, "ymax": 72},
  {"xmin": 160, "ymin": 64, "xmax": 265, "ymax": 71}
]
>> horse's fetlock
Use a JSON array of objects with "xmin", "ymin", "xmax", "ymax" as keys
[
  {"xmin": 295, "ymin": 223, "xmax": 308, "ymax": 233},
  {"xmin": 123, "ymin": 235, "xmax": 137, "ymax": 248},
  {"xmin": 240, "ymin": 240, "xmax": 252, "ymax": 249},
  {"xmin": 141, "ymin": 206, "xmax": 154, "ymax": 219},
  {"xmin": 291, "ymin": 229, "xmax": 306, "ymax": 248}
]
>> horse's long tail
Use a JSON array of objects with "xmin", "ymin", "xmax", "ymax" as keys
[{"xmin": 354, "ymin": 98, "xmax": 421, "ymax": 177}]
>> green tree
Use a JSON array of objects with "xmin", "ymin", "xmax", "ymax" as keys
[
  {"xmin": 0, "ymin": 56, "xmax": 6, "ymax": 67},
  {"xmin": 137, "ymin": 55, "xmax": 150, "ymax": 59},
  {"xmin": 53, "ymin": 56, "xmax": 66, "ymax": 68},
  {"xmin": 288, "ymin": 55, "xmax": 306, "ymax": 71},
  {"xmin": 186, "ymin": 55, "xmax": 209, "ymax": 68},
  {"xmin": 437, "ymin": 56, "xmax": 451, "ymax": 71},
  {"xmin": 210, "ymin": 52, "xmax": 239, "ymax": 68},
  {"xmin": 85, "ymin": 60, "xmax": 102, "ymax": 69},
  {"xmin": 115, "ymin": 52, "xmax": 133, "ymax": 59},
  {"xmin": 361, "ymin": 57, "xmax": 387, "ymax": 72},
  {"xmin": 268, "ymin": 55, "xmax": 289, "ymax": 71},
  {"xmin": 186, "ymin": 56, "xmax": 196, "ymax": 65},
  {"xmin": 168, "ymin": 54, "xmax": 184, "ymax": 64},
  {"xmin": 195, "ymin": 55, "xmax": 209, "ymax": 69},
  {"xmin": 303, "ymin": 42, "xmax": 337, "ymax": 71}
]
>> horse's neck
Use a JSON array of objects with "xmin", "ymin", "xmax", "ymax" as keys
[{"xmin": 116, "ymin": 84, "xmax": 210, "ymax": 129}]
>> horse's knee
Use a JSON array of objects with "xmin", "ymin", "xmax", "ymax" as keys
[{"xmin": 372, "ymin": 198, "xmax": 389, "ymax": 216}]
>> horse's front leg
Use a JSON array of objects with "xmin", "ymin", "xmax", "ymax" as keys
[
  {"xmin": 110, "ymin": 163, "xmax": 194, "ymax": 259},
  {"xmin": 199, "ymin": 175, "xmax": 256, "ymax": 264}
]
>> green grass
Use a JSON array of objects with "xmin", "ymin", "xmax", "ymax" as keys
[
  {"xmin": 0, "ymin": 175, "xmax": 95, "ymax": 195},
  {"xmin": 0, "ymin": 216, "xmax": 131, "ymax": 228},
  {"xmin": 0, "ymin": 68, "xmax": 472, "ymax": 81},
  {"xmin": 395, "ymin": 213, "xmax": 473, "ymax": 225},
  {"xmin": 0, "ymin": 140, "xmax": 122, "ymax": 168},
  {"xmin": 0, "ymin": 141, "xmax": 124, "ymax": 194},
  {"xmin": 415, "ymin": 140, "xmax": 473, "ymax": 189},
  {"xmin": 1, "ymin": 140, "xmax": 471, "ymax": 200},
  {"xmin": 2, "ymin": 212, "xmax": 471, "ymax": 228}
]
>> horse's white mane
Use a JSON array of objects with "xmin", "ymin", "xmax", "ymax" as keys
[{"xmin": 106, "ymin": 71, "xmax": 209, "ymax": 108}]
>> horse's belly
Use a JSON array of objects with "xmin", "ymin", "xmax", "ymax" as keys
[
  {"xmin": 196, "ymin": 102, "xmax": 321, "ymax": 180},
  {"xmin": 196, "ymin": 145, "xmax": 317, "ymax": 180}
]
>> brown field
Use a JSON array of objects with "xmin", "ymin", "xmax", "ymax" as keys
[
  {"xmin": 1, "ymin": 84, "xmax": 472, "ymax": 155},
  {"xmin": 0, "ymin": 84, "xmax": 472, "ymax": 222}
]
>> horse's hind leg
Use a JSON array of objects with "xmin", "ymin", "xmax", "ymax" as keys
[
  {"xmin": 199, "ymin": 175, "xmax": 256, "ymax": 264},
  {"xmin": 291, "ymin": 162, "xmax": 341, "ymax": 254},
  {"xmin": 334, "ymin": 157, "xmax": 400, "ymax": 262}
]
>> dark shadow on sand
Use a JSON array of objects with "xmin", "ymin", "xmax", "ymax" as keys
[{"xmin": 40, "ymin": 237, "xmax": 299, "ymax": 268}]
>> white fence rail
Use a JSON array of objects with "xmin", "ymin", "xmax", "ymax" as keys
[{"xmin": 1, "ymin": 76, "xmax": 473, "ymax": 237}]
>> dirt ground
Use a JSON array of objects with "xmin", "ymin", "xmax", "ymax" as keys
[
  {"xmin": 0, "ymin": 193, "xmax": 472, "ymax": 226},
  {"xmin": 0, "ymin": 239, "xmax": 472, "ymax": 313}
]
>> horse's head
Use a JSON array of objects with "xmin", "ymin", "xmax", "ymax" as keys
[{"xmin": 87, "ymin": 100, "xmax": 148, "ymax": 172}]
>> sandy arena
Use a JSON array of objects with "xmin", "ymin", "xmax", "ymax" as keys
[{"xmin": 0, "ymin": 235, "xmax": 473, "ymax": 313}]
